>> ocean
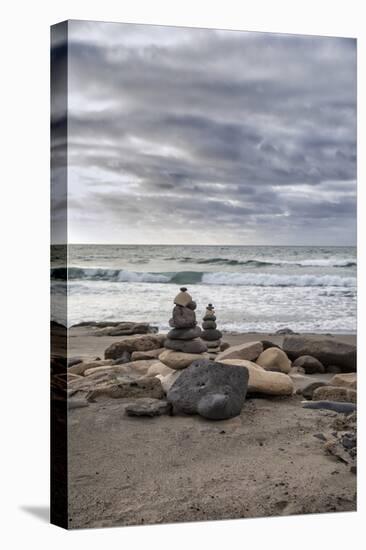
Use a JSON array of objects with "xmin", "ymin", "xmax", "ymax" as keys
[{"xmin": 51, "ymin": 245, "xmax": 356, "ymax": 333}]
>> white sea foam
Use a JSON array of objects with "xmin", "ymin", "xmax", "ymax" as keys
[{"xmin": 201, "ymin": 272, "xmax": 356, "ymax": 287}]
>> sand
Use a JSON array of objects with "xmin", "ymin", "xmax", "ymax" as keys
[{"xmin": 67, "ymin": 329, "xmax": 357, "ymax": 529}]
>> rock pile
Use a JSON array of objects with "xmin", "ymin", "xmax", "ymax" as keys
[
  {"xmin": 159, "ymin": 288, "xmax": 208, "ymax": 370},
  {"xmin": 201, "ymin": 303, "xmax": 222, "ymax": 357}
]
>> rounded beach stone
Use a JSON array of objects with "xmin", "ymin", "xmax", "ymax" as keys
[
  {"xmin": 167, "ymin": 326, "xmax": 202, "ymax": 340},
  {"xmin": 206, "ymin": 340, "xmax": 221, "ymax": 348},
  {"xmin": 174, "ymin": 288, "xmax": 193, "ymax": 307},
  {"xmin": 146, "ymin": 361, "xmax": 175, "ymax": 378},
  {"xmin": 170, "ymin": 305, "xmax": 197, "ymax": 329},
  {"xmin": 203, "ymin": 315, "xmax": 216, "ymax": 322},
  {"xmin": 312, "ymin": 385, "xmax": 356, "ymax": 403},
  {"xmin": 219, "ymin": 358, "xmax": 294, "ymax": 396},
  {"xmin": 217, "ymin": 341, "xmax": 263, "ymax": 362},
  {"xmin": 256, "ymin": 347, "xmax": 291, "ymax": 374},
  {"xmin": 330, "ymin": 373, "xmax": 357, "ymax": 389},
  {"xmin": 202, "ymin": 320, "xmax": 217, "ymax": 329},
  {"xmin": 159, "ymin": 349, "xmax": 210, "ymax": 370},
  {"xmin": 201, "ymin": 329, "xmax": 223, "ymax": 341},
  {"xmin": 292, "ymin": 355, "xmax": 325, "ymax": 374},
  {"xmin": 164, "ymin": 337, "xmax": 208, "ymax": 354}
]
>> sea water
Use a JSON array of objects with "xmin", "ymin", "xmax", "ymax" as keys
[{"xmin": 51, "ymin": 245, "xmax": 356, "ymax": 333}]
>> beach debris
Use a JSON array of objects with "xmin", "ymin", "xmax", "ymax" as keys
[
  {"xmin": 104, "ymin": 334, "xmax": 166, "ymax": 359},
  {"xmin": 292, "ymin": 355, "xmax": 325, "ymax": 374},
  {"xmin": 216, "ymin": 340, "xmax": 263, "ymax": 362},
  {"xmin": 283, "ymin": 335, "xmax": 356, "ymax": 372},
  {"xmin": 167, "ymin": 359, "xmax": 249, "ymax": 420},
  {"xmin": 219, "ymin": 358, "xmax": 294, "ymax": 396},
  {"xmin": 201, "ymin": 304, "xmax": 223, "ymax": 356},
  {"xmin": 125, "ymin": 398, "xmax": 172, "ymax": 417},
  {"xmin": 256, "ymin": 347, "xmax": 292, "ymax": 374}
]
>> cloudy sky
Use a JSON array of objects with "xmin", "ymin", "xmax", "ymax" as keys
[{"xmin": 63, "ymin": 20, "xmax": 356, "ymax": 245}]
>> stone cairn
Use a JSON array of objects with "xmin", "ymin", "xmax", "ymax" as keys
[
  {"xmin": 159, "ymin": 287, "xmax": 208, "ymax": 371},
  {"xmin": 201, "ymin": 303, "xmax": 222, "ymax": 358}
]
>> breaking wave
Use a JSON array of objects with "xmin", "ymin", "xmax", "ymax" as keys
[
  {"xmin": 170, "ymin": 256, "xmax": 356, "ymax": 268},
  {"xmin": 52, "ymin": 267, "xmax": 355, "ymax": 288}
]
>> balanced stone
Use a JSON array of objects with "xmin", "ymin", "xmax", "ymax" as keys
[
  {"xmin": 202, "ymin": 320, "xmax": 216, "ymax": 329},
  {"xmin": 200, "ymin": 303, "xmax": 222, "ymax": 355},
  {"xmin": 167, "ymin": 326, "xmax": 202, "ymax": 340},
  {"xmin": 160, "ymin": 288, "xmax": 208, "ymax": 370},
  {"xmin": 169, "ymin": 305, "xmax": 197, "ymax": 329},
  {"xmin": 201, "ymin": 329, "xmax": 223, "ymax": 341},
  {"xmin": 206, "ymin": 340, "xmax": 221, "ymax": 348},
  {"xmin": 203, "ymin": 315, "xmax": 216, "ymax": 322},
  {"xmin": 174, "ymin": 287, "xmax": 193, "ymax": 307},
  {"xmin": 165, "ymin": 337, "xmax": 207, "ymax": 354}
]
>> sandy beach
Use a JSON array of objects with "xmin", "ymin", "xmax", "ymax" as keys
[{"xmin": 67, "ymin": 327, "xmax": 356, "ymax": 529}]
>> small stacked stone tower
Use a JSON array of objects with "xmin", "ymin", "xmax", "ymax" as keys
[
  {"xmin": 201, "ymin": 303, "xmax": 222, "ymax": 357},
  {"xmin": 159, "ymin": 288, "xmax": 208, "ymax": 371}
]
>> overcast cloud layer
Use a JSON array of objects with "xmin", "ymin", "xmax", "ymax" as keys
[{"xmin": 62, "ymin": 21, "xmax": 356, "ymax": 244}]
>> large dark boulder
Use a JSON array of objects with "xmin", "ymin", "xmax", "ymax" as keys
[
  {"xmin": 283, "ymin": 336, "xmax": 356, "ymax": 372},
  {"xmin": 164, "ymin": 337, "xmax": 207, "ymax": 354},
  {"xmin": 167, "ymin": 359, "xmax": 249, "ymax": 420},
  {"xmin": 167, "ymin": 326, "xmax": 202, "ymax": 340}
]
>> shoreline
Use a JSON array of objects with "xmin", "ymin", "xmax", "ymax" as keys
[{"xmin": 68, "ymin": 326, "xmax": 356, "ymax": 359}]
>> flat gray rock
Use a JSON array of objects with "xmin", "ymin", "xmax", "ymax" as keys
[
  {"xmin": 167, "ymin": 326, "xmax": 202, "ymax": 340},
  {"xmin": 167, "ymin": 359, "xmax": 249, "ymax": 420},
  {"xmin": 202, "ymin": 320, "xmax": 217, "ymax": 329},
  {"xmin": 125, "ymin": 398, "xmax": 172, "ymax": 417},
  {"xmin": 165, "ymin": 337, "xmax": 208, "ymax": 354},
  {"xmin": 201, "ymin": 329, "xmax": 223, "ymax": 341}
]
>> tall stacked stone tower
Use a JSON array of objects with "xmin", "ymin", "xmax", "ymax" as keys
[
  {"xmin": 201, "ymin": 303, "xmax": 222, "ymax": 358},
  {"xmin": 159, "ymin": 288, "xmax": 209, "ymax": 370}
]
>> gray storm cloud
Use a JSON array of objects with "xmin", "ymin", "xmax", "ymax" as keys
[{"xmin": 62, "ymin": 21, "xmax": 356, "ymax": 244}]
